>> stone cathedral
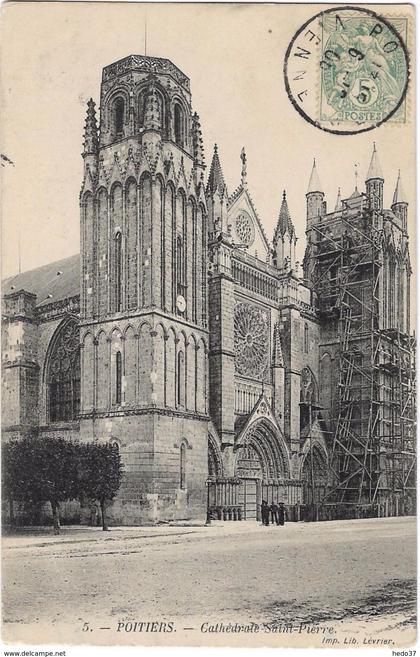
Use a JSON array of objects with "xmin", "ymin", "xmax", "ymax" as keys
[{"xmin": 2, "ymin": 55, "xmax": 415, "ymax": 525}]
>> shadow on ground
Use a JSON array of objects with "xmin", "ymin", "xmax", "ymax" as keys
[{"xmin": 264, "ymin": 579, "xmax": 416, "ymax": 627}]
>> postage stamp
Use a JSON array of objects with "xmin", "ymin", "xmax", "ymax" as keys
[{"xmin": 284, "ymin": 6, "xmax": 410, "ymax": 134}]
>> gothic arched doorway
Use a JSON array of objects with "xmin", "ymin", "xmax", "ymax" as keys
[
  {"xmin": 302, "ymin": 444, "xmax": 328, "ymax": 504},
  {"xmin": 235, "ymin": 443, "xmax": 262, "ymax": 520},
  {"xmin": 235, "ymin": 418, "xmax": 290, "ymax": 520}
]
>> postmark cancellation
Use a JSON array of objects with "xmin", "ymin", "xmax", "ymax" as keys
[{"xmin": 284, "ymin": 6, "xmax": 411, "ymax": 134}]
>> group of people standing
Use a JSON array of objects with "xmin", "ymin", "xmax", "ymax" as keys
[{"xmin": 261, "ymin": 500, "xmax": 286, "ymax": 526}]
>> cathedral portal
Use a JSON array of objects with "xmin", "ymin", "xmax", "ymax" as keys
[{"xmin": 235, "ymin": 418, "xmax": 290, "ymax": 520}]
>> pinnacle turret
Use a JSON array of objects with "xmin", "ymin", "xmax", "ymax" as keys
[
  {"xmin": 307, "ymin": 159, "xmax": 323, "ymax": 194},
  {"xmin": 273, "ymin": 190, "xmax": 296, "ymax": 270},
  {"xmin": 335, "ymin": 188, "xmax": 342, "ymax": 211},
  {"xmin": 83, "ymin": 98, "xmax": 99, "ymax": 156},
  {"xmin": 392, "ymin": 170, "xmax": 408, "ymax": 205},
  {"xmin": 143, "ymin": 82, "xmax": 161, "ymax": 131},
  {"xmin": 392, "ymin": 169, "xmax": 408, "ymax": 228},
  {"xmin": 365, "ymin": 144, "xmax": 384, "ymax": 209},
  {"xmin": 240, "ymin": 147, "xmax": 247, "ymax": 187},
  {"xmin": 192, "ymin": 112, "xmax": 205, "ymax": 166},
  {"xmin": 275, "ymin": 190, "xmax": 295, "ymax": 239},
  {"xmin": 206, "ymin": 144, "xmax": 229, "ymax": 235},
  {"xmin": 306, "ymin": 159, "xmax": 325, "ymax": 222},
  {"xmin": 366, "ymin": 143, "xmax": 384, "ymax": 181},
  {"xmin": 206, "ymin": 144, "xmax": 227, "ymax": 196}
]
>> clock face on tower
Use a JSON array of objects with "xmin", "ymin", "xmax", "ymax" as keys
[
  {"xmin": 176, "ymin": 294, "xmax": 186, "ymax": 313},
  {"xmin": 235, "ymin": 211, "xmax": 255, "ymax": 247}
]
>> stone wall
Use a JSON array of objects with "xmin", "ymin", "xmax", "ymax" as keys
[
  {"xmin": 79, "ymin": 412, "xmax": 208, "ymax": 524},
  {"xmin": 208, "ymin": 274, "xmax": 235, "ymax": 448}
]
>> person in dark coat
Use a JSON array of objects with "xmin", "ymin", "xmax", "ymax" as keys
[
  {"xmin": 270, "ymin": 502, "xmax": 279, "ymax": 525},
  {"xmin": 278, "ymin": 502, "xmax": 286, "ymax": 526},
  {"xmin": 261, "ymin": 500, "xmax": 269, "ymax": 526}
]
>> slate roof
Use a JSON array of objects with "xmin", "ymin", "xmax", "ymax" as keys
[
  {"xmin": 392, "ymin": 171, "xmax": 408, "ymax": 205},
  {"xmin": 366, "ymin": 143, "xmax": 384, "ymax": 180},
  {"xmin": 307, "ymin": 160, "xmax": 323, "ymax": 194},
  {"xmin": 3, "ymin": 254, "xmax": 80, "ymax": 307}
]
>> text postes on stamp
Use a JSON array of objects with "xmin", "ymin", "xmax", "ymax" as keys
[{"xmin": 284, "ymin": 6, "xmax": 409, "ymax": 134}]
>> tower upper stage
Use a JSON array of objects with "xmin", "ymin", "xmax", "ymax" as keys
[
  {"xmin": 98, "ymin": 55, "xmax": 195, "ymax": 156},
  {"xmin": 102, "ymin": 55, "xmax": 190, "ymax": 92}
]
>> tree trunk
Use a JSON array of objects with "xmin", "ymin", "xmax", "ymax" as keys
[
  {"xmin": 100, "ymin": 499, "xmax": 109, "ymax": 531},
  {"xmin": 51, "ymin": 501, "xmax": 61, "ymax": 535}
]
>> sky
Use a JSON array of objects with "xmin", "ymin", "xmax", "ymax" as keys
[{"xmin": 1, "ymin": 2, "xmax": 415, "ymax": 286}]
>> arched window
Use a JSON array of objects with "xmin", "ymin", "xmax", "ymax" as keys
[
  {"xmin": 300, "ymin": 366, "xmax": 318, "ymax": 430},
  {"xmin": 114, "ymin": 232, "xmax": 122, "ymax": 312},
  {"xmin": 48, "ymin": 320, "xmax": 80, "ymax": 423},
  {"xmin": 304, "ymin": 323, "xmax": 309, "ymax": 353},
  {"xmin": 177, "ymin": 350, "xmax": 185, "ymax": 407},
  {"xmin": 180, "ymin": 443, "xmax": 186, "ymax": 489},
  {"xmin": 389, "ymin": 259, "xmax": 396, "ymax": 328},
  {"xmin": 174, "ymin": 104, "xmax": 184, "ymax": 147},
  {"xmin": 114, "ymin": 97, "xmax": 125, "ymax": 136},
  {"xmin": 115, "ymin": 351, "xmax": 122, "ymax": 405}
]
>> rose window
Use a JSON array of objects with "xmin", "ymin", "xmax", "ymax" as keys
[
  {"xmin": 235, "ymin": 212, "xmax": 254, "ymax": 247},
  {"xmin": 234, "ymin": 303, "xmax": 269, "ymax": 378}
]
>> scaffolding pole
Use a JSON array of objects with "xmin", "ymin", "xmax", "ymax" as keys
[{"xmin": 305, "ymin": 194, "xmax": 416, "ymax": 513}]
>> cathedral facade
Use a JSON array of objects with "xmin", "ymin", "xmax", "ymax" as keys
[{"xmin": 2, "ymin": 55, "xmax": 415, "ymax": 524}]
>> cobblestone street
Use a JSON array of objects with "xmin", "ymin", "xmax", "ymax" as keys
[{"xmin": 2, "ymin": 517, "xmax": 416, "ymax": 648}]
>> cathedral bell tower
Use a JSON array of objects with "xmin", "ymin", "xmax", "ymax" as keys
[{"xmin": 79, "ymin": 55, "xmax": 209, "ymax": 525}]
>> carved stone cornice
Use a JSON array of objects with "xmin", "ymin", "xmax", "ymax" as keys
[
  {"xmin": 2, "ymin": 360, "xmax": 40, "ymax": 371},
  {"xmin": 36, "ymin": 295, "xmax": 80, "ymax": 322},
  {"xmin": 102, "ymin": 55, "xmax": 190, "ymax": 92},
  {"xmin": 80, "ymin": 406, "xmax": 209, "ymax": 422}
]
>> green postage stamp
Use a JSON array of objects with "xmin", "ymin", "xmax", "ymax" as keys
[{"xmin": 284, "ymin": 6, "xmax": 410, "ymax": 134}]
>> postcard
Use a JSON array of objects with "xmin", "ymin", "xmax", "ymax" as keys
[{"xmin": 1, "ymin": 2, "xmax": 416, "ymax": 651}]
